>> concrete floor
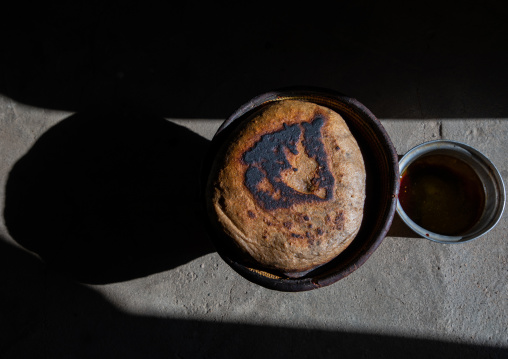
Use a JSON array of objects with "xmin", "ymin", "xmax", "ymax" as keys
[{"xmin": 1, "ymin": 2, "xmax": 507, "ymax": 358}]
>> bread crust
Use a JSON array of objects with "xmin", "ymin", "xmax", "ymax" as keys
[{"xmin": 207, "ymin": 100, "xmax": 366, "ymax": 274}]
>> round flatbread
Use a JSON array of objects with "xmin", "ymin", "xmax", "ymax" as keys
[{"xmin": 206, "ymin": 100, "xmax": 366, "ymax": 274}]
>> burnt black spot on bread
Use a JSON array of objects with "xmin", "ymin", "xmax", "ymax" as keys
[
  {"xmin": 283, "ymin": 221, "xmax": 293, "ymax": 229},
  {"xmin": 291, "ymin": 233, "xmax": 303, "ymax": 239},
  {"xmin": 334, "ymin": 212, "xmax": 345, "ymax": 230},
  {"xmin": 303, "ymin": 215, "xmax": 310, "ymax": 221},
  {"xmin": 247, "ymin": 210, "xmax": 256, "ymax": 219},
  {"xmin": 243, "ymin": 116, "xmax": 335, "ymax": 210},
  {"xmin": 316, "ymin": 228, "xmax": 324, "ymax": 236}
]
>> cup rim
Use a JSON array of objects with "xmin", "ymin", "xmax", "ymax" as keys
[{"xmin": 396, "ymin": 139, "xmax": 506, "ymax": 243}]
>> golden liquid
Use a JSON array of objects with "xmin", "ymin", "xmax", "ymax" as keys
[{"xmin": 399, "ymin": 154, "xmax": 485, "ymax": 236}]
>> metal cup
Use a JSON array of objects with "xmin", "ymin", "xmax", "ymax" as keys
[{"xmin": 396, "ymin": 140, "xmax": 505, "ymax": 243}]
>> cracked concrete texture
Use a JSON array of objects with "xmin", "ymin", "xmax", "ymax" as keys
[{"xmin": 1, "ymin": 93, "xmax": 506, "ymax": 359}]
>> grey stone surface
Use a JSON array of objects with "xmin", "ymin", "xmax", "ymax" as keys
[{"xmin": 0, "ymin": 94, "xmax": 507, "ymax": 358}]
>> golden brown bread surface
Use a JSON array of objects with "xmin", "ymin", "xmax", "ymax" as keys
[{"xmin": 207, "ymin": 100, "xmax": 366, "ymax": 274}]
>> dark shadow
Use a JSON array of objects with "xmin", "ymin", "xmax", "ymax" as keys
[
  {"xmin": 387, "ymin": 212, "xmax": 420, "ymax": 238},
  {"xmin": 1, "ymin": 237, "xmax": 506, "ymax": 358},
  {"xmin": 1, "ymin": 2, "xmax": 508, "ymax": 119},
  {"xmin": 3, "ymin": 104, "xmax": 214, "ymax": 284}
]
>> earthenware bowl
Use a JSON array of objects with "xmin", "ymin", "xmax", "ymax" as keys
[{"xmin": 202, "ymin": 88, "xmax": 399, "ymax": 291}]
